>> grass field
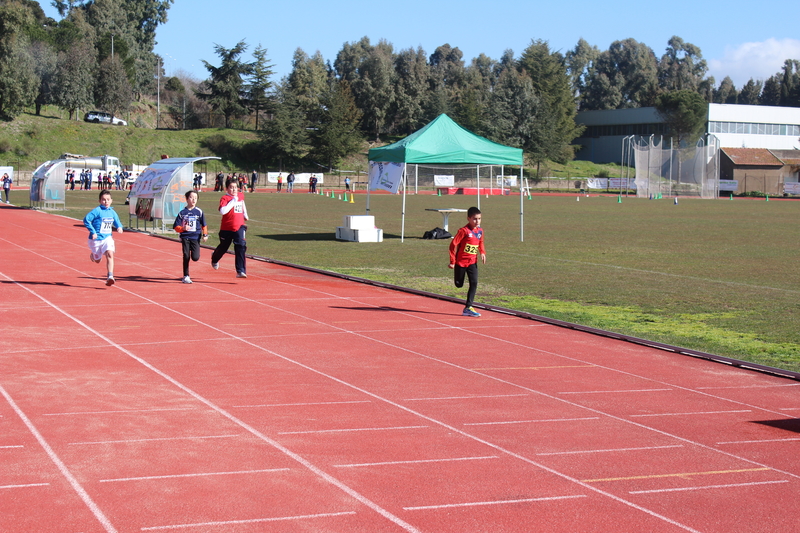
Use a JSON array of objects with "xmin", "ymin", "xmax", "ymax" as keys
[{"xmin": 53, "ymin": 188, "xmax": 800, "ymax": 373}]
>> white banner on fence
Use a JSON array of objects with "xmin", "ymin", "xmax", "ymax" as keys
[
  {"xmin": 433, "ymin": 175, "xmax": 454, "ymax": 187},
  {"xmin": 266, "ymin": 172, "xmax": 323, "ymax": 184},
  {"xmin": 497, "ymin": 175, "xmax": 517, "ymax": 188},
  {"xmin": 587, "ymin": 178, "xmax": 636, "ymax": 189},
  {"xmin": 719, "ymin": 180, "xmax": 738, "ymax": 192},
  {"xmin": 785, "ymin": 181, "xmax": 800, "ymax": 195},
  {"xmin": 369, "ymin": 161, "xmax": 404, "ymax": 194}
]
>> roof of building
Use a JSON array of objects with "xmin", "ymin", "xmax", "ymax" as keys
[{"xmin": 721, "ymin": 148, "xmax": 784, "ymax": 167}]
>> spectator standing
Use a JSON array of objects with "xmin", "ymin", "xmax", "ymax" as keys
[
  {"xmin": 250, "ymin": 170, "xmax": 257, "ymax": 193},
  {"xmin": 287, "ymin": 172, "xmax": 295, "ymax": 193},
  {"xmin": 2, "ymin": 173, "xmax": 11, "ymax": 203},
  {"xmin": 277, "ymin": 173, "xmax": 283, "ymax": 192}
]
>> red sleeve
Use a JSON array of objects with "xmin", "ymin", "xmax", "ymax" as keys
[
  {"xmin": 479, "ymin": 231, "xmax": 486, "ymax": 255},
  {"xmin": 449, "ymin": 227, "xmax": 465, "ymax": 265}
]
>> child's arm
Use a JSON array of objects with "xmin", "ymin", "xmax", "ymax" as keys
[
  {"xmin": 448, "ymin": 229, "xmax": 462, "ymax": 268},
  {"xmin": 83, "ymin": 209, "xmax": 98, "ymax": 239},
  {"xmin": 479, "ymin": 236, "xmax": 486, "ymax": 264}
]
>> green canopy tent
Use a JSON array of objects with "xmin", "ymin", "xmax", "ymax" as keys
[{"xmin": 367, "ymin": 114, "xmax": 526, "ymax": 241}]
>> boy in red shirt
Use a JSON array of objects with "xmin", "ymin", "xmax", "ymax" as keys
[
  {"xmin": 448, "ymin": 206, "xmax": 486, "ymax": 317},
  {"xmin": 211, "ymin": 177, "xmax": 249, "ymax": 278}
]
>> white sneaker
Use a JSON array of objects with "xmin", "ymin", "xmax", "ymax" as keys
[
  {"xmin": 211, "ymin": 262, "xmax": 219, "ymax": 270},
  {"xmin": 236, "ymin": 272, "xmax": 247, "ymax": 278},
  {"xmin": 182, "ymin": 276, "xmax": 192, "ymax": 284},
  {"xmin": 105, "ymin": 276, "xmax": 115, "ymax": 287}
]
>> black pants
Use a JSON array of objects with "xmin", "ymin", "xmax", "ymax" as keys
[
  {"xmin": 212, "ymin": 226, "xmax": 247, "ymax": 274},
  {"xmin": 181, "ymin": 237, "xmax": 200, "ymax": 276},
  {"xmin": 454, "ymin": 262, "xmax": 478, "ymax": 308}
]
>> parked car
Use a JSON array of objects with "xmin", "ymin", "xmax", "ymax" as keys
[{"xmin": 83, "ymin": 111, "xmax": 127, "ymax": 126}]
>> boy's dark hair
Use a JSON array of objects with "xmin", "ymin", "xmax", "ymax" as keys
[
  {"xmin": 225, "ymin": 177, "xmax": 238, "ymax": 188},
  {"xmin": 467, "ymin": 206, "xmax": 481, "ymax": 218},
  {"xmin": 185, "ymin": 189, "xmax": 198, "ymax": 200},
  {"xmin": 98, "ymin": 189, "xmax": 111, "ymax": 200}
]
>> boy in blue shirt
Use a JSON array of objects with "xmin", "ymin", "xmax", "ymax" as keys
[
  {"xmin": 83, "ymin": 189, "xmax": 123, "ymax": 286},
  {"xmin": 173, "ymin": 190, "xmax": 208, "ymax": 283}
]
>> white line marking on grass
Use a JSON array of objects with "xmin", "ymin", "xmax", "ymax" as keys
[
  {"xmin": 100, "ymin": 468, "xmax": 290, "ymax": 483},
  {"xmin": 465, "ymin": 417, "xmax": 600, "ymax": 426},
  {"xmin": 334, "ymin": 456, "xmax": 498, "ymax": 468},
  {"xmin": 69, "ymin": 434, "xmax": 241, "ymax": 446},
  {"xmin": 559, "ymin": 389, "xmax": 673, "ymax": 395},
  {"xmin": 629, "ymin": 410, "xmax": 752, "ymax": 418},
  {"xmin": 0, "ymin": 483, "xmax": 50, "ymax": 489},
  {"xmin": 0, "ymin": 384, "xmax": 118, "ymax": 533},
  {"xmin": 140, "ymin": 511, "xmax": 357, "ymax": 531},
  {"xmin": 233, "ymin": 400, "xmax": 371, "ymax": 408},
  {"xmin": 537, "ymin": 445, "xmax": 683, "ymax": 456},
  {"xmin": 44, "ymin": 407, "xmax": 199, "ymax": 416},
  {"xmin": 404, "ymin": 494, "xmax": 587, "ymax": 511},
  {"xmin": 630, "ymin": 480, "xmax": 789, "ymax": 495},
  {"xmin": 278, "ymin": 425, "xmax": 428, "ymax": 435},
  {"xmin": 404, "ymin": 393, "xmax": 529, "ymax": 401},
  {"xmin": 717, "ymin": 438, "xmax": 800, "ymax": 445}
]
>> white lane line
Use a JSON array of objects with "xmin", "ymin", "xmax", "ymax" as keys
[
  {"xmin": 140, "ymin": 511, "xmax": 357, "ymax": 531},
  {"xmin": 233, "ymin": 400, "xmax": 371, "ymax": 408},
  {"xmin": 404, "ymin": 393, "xmax": 529, "ymax": 401},
  {"xmin": 537, "ymin": 445, "xmax": 684, "ymax": 456},
  {"xmin": 69, "ymin": 434, "xmax": 241, "ymax": 446},
  {"xmin": 559, "ymin": 389, "xmax": 673, "ymax": 395},
  {"xmin": 0, "ymin": 384, "xmax": 118, "ymax": 533},
  {"xmin": 404, "ymin": 494, "xmax": 587, "ymax": 511},
  {"xmin": 334, "ymin": 456, "xmax": 498, "ymax": 468},
  {"xmin": 465, "ymin": 417, "xmax": 599, "ymax": 426},
  {"xmin": 630, "ymin": 480, "xmax": 790, "ymax": 495},
  {"xmin": 44, "ymin": 407, "xmax": 199, "ymax": 416},
  {"xmin": 629, "ymin": 410, "xmax": 752, "ymax": 418},
  {"xmin": 717, "ymin": 437, "xmax": 800, "ymax": 445},
  {"xmin": 100, "ymin": 468, "xmax": 290, "ymax": 483},
  {"xmin": 278, "ymin": 425, "xmax": 428, "ymax": 435},
  {"xmin": 1, "ymin": 483, "xmax": 50, "ymax": 489},
  {"xmin": 1, "ymin": 445, "xmax": 24, "ymax": 449}
]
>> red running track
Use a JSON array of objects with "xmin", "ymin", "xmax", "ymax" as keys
[{"xmin": 0, "ymin": 203, "xmax": 798, "ymax": 533}]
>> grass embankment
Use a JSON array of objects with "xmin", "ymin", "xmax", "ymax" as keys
[{"xmin": 57, "ymin": 190, "xmax": 800, "ymax": 373}]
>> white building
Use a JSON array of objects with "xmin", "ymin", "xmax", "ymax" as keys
[{"xmin": 575, "ymin": 103, "xmax": 800, "ymax": 164}]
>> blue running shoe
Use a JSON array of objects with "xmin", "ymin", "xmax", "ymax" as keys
[{"xmin": 462, "ymin": 306, "xmax": 481, "ymax": 317}]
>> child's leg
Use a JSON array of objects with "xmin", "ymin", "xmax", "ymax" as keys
[
  {"xmin": 181, "ymin": 238, "xmax": 192, "ymax": 276},
  {"xmin": 190, "ymin": 239, "xmax": 201, "ymax": 262},
  {"xmin": 465, "ymin": 263, "xmax": 479, "ymax": 308},
  {"xmin": 105, "ymin": 250, "xmax": 115, "ymax": 277},
  {"xmin": 453, "ymin": 265, "xmax": 467, "ymax": 288}
]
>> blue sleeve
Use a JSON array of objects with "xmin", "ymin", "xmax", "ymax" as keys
[
  {"xmin": 173, "ymin": 209, "xmax": 185, "ymax": 230},
  {"xmin": 83, "ymin": 207, "xmax": 99, "ymax": 235}
]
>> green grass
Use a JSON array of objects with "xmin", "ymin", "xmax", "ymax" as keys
[{"xmin": 55, "ymin": 189, "xmax": 800, "ymax": 373}]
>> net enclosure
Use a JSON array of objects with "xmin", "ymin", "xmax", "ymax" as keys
[{"xmin": 626, "ymin": 134, "xmax": 720, "ymax": 199}]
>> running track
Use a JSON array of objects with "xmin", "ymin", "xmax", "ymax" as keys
[{"xmin": 1, "ymin": 203, "xmax": 798, "ymax": 533}]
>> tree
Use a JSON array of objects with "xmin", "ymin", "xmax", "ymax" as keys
[
  {"xmin": 518, "ymin": 40, "xmax": 583, "ymax": 163},
  {"xmin": 356, "ymin": 40, "xmax": 395, "ymax": 140},
  {"xmin": 0, "ymin": 1, "xmax": 39, "ymax": 118},
  {"xmin": 760, "ymin": 75, "xmax": 782, "ymax": 106},
  {"xmin": 655, "ymin": 89, "xmax": 707, "ymax": 147},
  {"xmin": 658, "ymin": 36, "xmax": 708, "ymax": 93},
  {"xmin": 582, "ymin": 38, "xmax": 658, "ymax": 109},
  {"xmin": 713, "ymin": 76, "xmax": 737, "ymax": 104},
  {"xmin": 52, "ymin": 38, "xmax": 96, "ymax": 119},
  {"xmin": 393, "ymin": 46, "xmax": 430, "ymax": 134},
  {"xmin": 426, "ymin": 43, "xmax": 465, "ymax": 119},
  {"xmin": 565, "ymin": 38, "xmax": 599, "ymax": 100},
  {"xmin": 739, "ymin": 79, "xmax": 763, "ymax": 105},
  {"xmin": 310, "ymin": 80, "xmax": 363, "ymax": 169},
  {"xmin": 286, "ymin": 48, "xmax": 329, "ymax": 123},
  {"xmin": 197, "ymin": 40, "xmax": 252, "ymax": 128},
  {"xmin": 247, "ymin": 44, "xmax": 274, "ymax": 130},
  {"xmin": 779, "ymin": 59, "xmax": 800, "ymax": 107},
  {"xmin": 30, "ymin": 40, "xmax": 58, "ymax": 115},
  {"xmin": 95, "ymin": 55, "xmax": 133, "ymax": 121},
  {"xmin": 259, "ymin": 82, "xmax": 310, "ymax": 169}
]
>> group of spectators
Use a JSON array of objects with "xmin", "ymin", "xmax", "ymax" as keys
[
  {"xmin": 65, "ymin": 168, "xmax": 130, "ymax": 191},
  {"xmin": 212, "ymin": 171, "xmax": 258, "ymax": 193}
]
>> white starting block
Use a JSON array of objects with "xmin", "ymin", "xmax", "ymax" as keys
[{"xmin": 336, "ymin": 215, "xmax": 383, "ymax": 242}]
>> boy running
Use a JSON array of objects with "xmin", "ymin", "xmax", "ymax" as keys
[
  {"xmin": 211, "ymin": 177, "xmax": 248, "ymax": 278},
  {"xmin": 83, "ymin": 189, "xmax": 123, "ymax": 286},
  {"xmin": 448, "ymin": 206, "xmax": 486, "ymax": 317},
  {"xmin": 173, "ymin": 190, "xmax": 208, "ymax": 284}
]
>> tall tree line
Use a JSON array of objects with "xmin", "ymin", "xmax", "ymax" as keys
[{"xmin": 0, "ymin": 0, "xmax": 172, "ymax": 120}]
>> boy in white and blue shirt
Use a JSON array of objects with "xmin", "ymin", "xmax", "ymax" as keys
[
  {"xmin": 173, "ymin": 190, "xmax": 208, "ymax": 283},
  {"xmin": 83, "ymin": 189, "xmax": 123, "ymax": 286}
]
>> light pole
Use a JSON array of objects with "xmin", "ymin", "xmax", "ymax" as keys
[
  {"xmin": 110, "ymin": 33, "xmax": 114, "ymax": 59},
  {"xmin": 156, "ymin": 57, "xmax": 160, "ymax": 129}
]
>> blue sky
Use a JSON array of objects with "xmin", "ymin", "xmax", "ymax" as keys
[{"xmin": 42, "ymin": 0, "xmax": 800, "ymax": 88}]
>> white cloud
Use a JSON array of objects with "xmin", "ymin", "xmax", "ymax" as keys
[{"xmin": 707, "ymin": 38, "xmax": 800, "ymax": 87}]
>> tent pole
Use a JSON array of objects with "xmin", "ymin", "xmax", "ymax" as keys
[
  {"xmin": 415, "ymin": 164, "xmax": 418, "ymax": 194},
  {"xmin": 401, "ymin": 166, "xmax": 407, "ymax": 243},
  {"xmin": 476, "ymin": 166, "xmax": 480, "ymax": 210},
  {"xmin": 519, "ymin": 165, "xmax": 524, "ymax": 242},
  {"xmin": 366, "ymin": 169, "xmax": 371, "ymax": 216}
]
